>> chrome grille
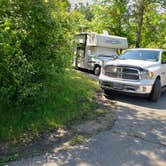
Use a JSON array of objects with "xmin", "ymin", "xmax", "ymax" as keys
[{"xmin": 105, "ymin": 65, "xmax": 140, "ymax": 80}]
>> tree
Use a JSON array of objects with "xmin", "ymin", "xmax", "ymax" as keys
[
  {"xmin": 130, "ymin": 0, "xmax": 166, "ymax": 48},
  {"xmin": 134, "ymin": 0, "xmax": 145, "ymax": 48},
  {"xmin": 142, "ymin": 3, "xmax": 166, "ymax": 48}
]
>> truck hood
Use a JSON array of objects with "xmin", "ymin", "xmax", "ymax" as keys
[{"xmin": 105, "ymin": 59, "xmax": 159, "ymax": 69}]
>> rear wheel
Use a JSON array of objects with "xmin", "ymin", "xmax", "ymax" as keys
[
  {"xmin": 149, "ymin": 78, "xmax": 161, "ymax": 102},
  {"xmin": 94, "ymin": 66, "xmax": 101, "ymax": 76}
]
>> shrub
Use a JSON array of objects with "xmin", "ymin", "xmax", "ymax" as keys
[{"xmin": 0, "ymin": 0, "xmax": 72, "ymax": 110}]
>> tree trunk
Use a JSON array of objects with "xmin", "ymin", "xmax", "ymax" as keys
[{"xmin": 135, "ymin": 0, "xmax": 145, "ymax": 48}]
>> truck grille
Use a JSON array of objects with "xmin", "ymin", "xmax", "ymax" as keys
[{"xmin": 104, "ymin": 65, "xmax": 140, "ymax": 80}]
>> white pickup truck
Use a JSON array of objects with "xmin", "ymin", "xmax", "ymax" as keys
[{"xmin": 99, "ymin": 48, "xmax": 166, "ymax": 101}]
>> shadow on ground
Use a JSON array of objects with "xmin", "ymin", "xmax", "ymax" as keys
[{"xmin": 104, "ymin": 88, "xmax": 166, "ymax": 110}]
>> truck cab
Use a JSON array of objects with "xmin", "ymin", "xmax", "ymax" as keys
[{"xmin": 99, "ymin": 48, "xmax": 166, "ymax": 101}]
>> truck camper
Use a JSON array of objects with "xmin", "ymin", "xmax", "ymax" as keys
[{"xmin": 73, "ymin": 32, "xmax": 128, "ymax": 75}]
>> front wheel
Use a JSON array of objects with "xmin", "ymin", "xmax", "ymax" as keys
[
  {"xmin": 94, "ymin": 66, "xmax": 101, "ymax": 76},
  {"xmin": 149, "ymin": 78, "xmax": 161, "ymax": 102}
]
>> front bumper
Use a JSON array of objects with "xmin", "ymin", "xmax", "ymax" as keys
[{"xmin": 99, "ymin": 75, "xmax": 154, "ymax": 94}]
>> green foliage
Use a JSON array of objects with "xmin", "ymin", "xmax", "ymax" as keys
[
  {"xmin": 141, "ymin": 3, "xmax": 166, "ymax": 48},
  {"xmin": 0, "ymin": 0, "xmax": 100, "ymax": 143},
  {"xmin": 69, "ymin": 135, "xmax": 87, "ymax": 146},
  {"xmin": 0, "ymin": 70, "xmax": 98, "ymax": 141},
  {"xmin": 0, "ymin": 0, "xmax": 73, "ymax": 110}
]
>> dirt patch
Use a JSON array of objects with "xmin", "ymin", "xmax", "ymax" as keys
[{"xmin": 72, "ymin": 112, "xmax": 115, "ymax": 134}]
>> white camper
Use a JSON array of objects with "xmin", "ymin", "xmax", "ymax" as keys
[{"xmin": 73, "ymin": 32, "xmax": 128, "ymax": 75}]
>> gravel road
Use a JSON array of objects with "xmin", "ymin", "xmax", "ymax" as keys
[{"xmin": 7, "ymin": 72, "xmax": 166, "ymax": 166}]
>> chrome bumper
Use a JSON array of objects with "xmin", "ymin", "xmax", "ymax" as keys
[{"xmin": 99, "ymin": 80, "xmax": 153, "ymax": 94}]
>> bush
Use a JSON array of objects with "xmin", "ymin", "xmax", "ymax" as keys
[
  {"xmin": 0, "ymin": 0, "xmax": 72, "ymax": 110},
  {"xmin": 0, "ymin": 70, "xmax": 98, "ymax": 141}
]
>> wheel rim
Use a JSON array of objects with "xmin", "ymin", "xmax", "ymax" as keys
[{"xmin": 94, "ymin": 67, "xmax": 100, "ymax": 75}]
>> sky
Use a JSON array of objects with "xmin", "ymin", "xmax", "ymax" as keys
[
  {"xmin": 68, "ymin": 0, "xmax": 93, "ymax": 9},
  {"xmin": 68, "ymin": 0, "xmax": 93, "ymax": 5}
]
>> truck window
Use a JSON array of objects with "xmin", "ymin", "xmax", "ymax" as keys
[{"xmin": 162, "ymin": 52, "xmax": 166, "ymax": 64}]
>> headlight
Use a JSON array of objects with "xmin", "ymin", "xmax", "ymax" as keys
[
  {"xmin": 140, "ymin": 70, "xmax": 154, "ymax": 79},
  {"xmin": 101, "ymin": 65, "xmax": 106, "ymax": 74}
]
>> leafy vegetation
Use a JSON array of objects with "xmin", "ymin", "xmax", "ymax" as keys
[
  {"xmin": 0, "ymin": 70, "xmax": 98, "ymax": 142},
  {"xmin": 0, "ymin": 0, "xmax": 98, "ymax": 142},
  {"xmin": 0, "ymin": 0, "xmax": 72, "ymax": 110},
  {"xmin": 69, "ymin": 135, "xmax": 87, "ymax": 146}
]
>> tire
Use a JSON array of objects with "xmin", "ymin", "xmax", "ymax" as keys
[
  {"xmin": 149, "ymin": 78, "xmax": 161, "ymax": 102},
  {"xmin": 94, "ymin": 66, "xmax": 101, "ymax": 76}
]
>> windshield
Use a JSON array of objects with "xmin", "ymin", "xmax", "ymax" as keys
[{"xmin": 119, "ymin": 50, "xmax": 159, "ymax": 62}]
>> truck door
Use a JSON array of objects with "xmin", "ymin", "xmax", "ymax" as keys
[
  {"xmin": 161, "ymin": 51, "xmax": 166, "ymax": 86},
  {"xmin": 75, "ymin": 46, "xmax": 85, "ymax": 68},
  {"xmin": 74, "ymin": 34, "xmax": 88, "ymax": 69}
]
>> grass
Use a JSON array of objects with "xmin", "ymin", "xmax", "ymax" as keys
[
  {"xmin": 69, "ymin": 135, "xmax": 87, "ymax": 146},
  {"xmin": 72, "ymin": 107, "xmax": 110, "ymax": 122},
  {"xmin": 0, "ymin": 69, "xmax": 98, "ymax": 143}
]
